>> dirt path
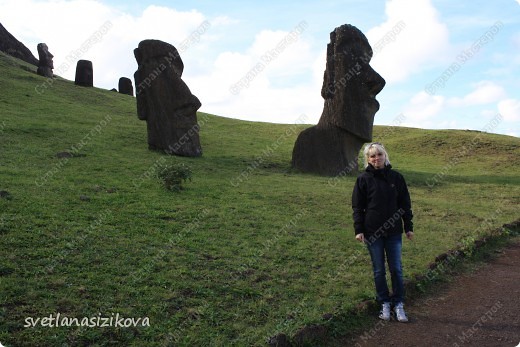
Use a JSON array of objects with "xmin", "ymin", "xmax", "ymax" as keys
[{"xmin": 341, "ymin": 238, "xmax": 520, "ymax": 347}]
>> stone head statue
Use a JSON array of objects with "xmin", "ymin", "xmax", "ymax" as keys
[
  {"xmin": 118, "ymin": 77, "xmax": 134, "ymax": 96},
  {"xmin": 36, "ymin": 43, "xmax": 54, "ymax": 78},
  {"xmin": 75, "ymin": 60, "xmax": 93, "ymax": 87},
  {"xmin": 292, "ymin": 24, "xmax": 385, "ymax": 176},
  {"xmin": 134, "ymin": 39, "xmax": 202, "ymax": 157},
  {"xmin": 37, "ymin": 43, "xmax": 53, "ymax": 67},
  {"xmin": 318, "ymin": 24, "xmax": 385, "ymax": 142}
]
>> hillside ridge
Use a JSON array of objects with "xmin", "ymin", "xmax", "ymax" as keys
[{"xmin": 0, "ymin": 23, "xmax": 39, "ymax": 66}]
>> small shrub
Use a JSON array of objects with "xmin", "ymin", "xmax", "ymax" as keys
[{"xmin": 157, "ymin": 164, "xmax": 192, "ymax": 192}]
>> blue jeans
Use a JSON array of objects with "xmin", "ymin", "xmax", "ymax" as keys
[{"xmin": 366, "ymin": 233, "xmax": 405, "ymax": 304}]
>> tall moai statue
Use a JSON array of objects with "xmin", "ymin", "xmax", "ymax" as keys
[
  {"xmin": 36, "ymin": 43, "xmax": 54, "ymax": 78},
  {"xmin": 75, "ymin": 60, "xmax": 93, "ymax": 87},
  {"xmin": 134, "ymin": 39, "xmax": 202, "ymax": 157},
  {"xmin": 291, "ymin": 24, "xmax": 385, "ymax": 176}
]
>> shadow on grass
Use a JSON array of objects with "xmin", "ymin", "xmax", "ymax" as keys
[{"xmin": 399, "ymin": 170, "xmax": 520, "ymax": 187}]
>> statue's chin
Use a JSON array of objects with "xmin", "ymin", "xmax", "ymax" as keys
[
  {"xmin": 369, "ymin": 95, "xmax": 380, "ymax": 110},
  {"xmin": 360, "ymin": 98, "xmax": 380, "ymax": 118}
]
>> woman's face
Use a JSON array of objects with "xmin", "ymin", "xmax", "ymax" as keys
[{"xmin": 368, "ymin": 150, "xmax": 385, "ymax": 169}]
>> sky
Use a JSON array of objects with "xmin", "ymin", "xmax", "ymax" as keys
[{"xmin": 1, "ymin": 0, "xmax": 519, "ymax": 137}]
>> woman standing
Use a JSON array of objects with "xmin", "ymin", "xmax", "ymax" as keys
[{"xmin": 352, "ymin": 142, "xmax": 414, "ymax": 322}]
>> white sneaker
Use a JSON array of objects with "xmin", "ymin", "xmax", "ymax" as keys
[
  {"xmin": 394, "ymin": 302, "xmax": 409, "ymax": 322},
  {"xmin": 379, "ymin": 302, "xmax": 391, "ymax": 321}
]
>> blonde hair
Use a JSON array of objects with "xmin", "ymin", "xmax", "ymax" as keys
[{"xmin": 363, "ymin": 142, "xmax": 391, "ymax": 168}]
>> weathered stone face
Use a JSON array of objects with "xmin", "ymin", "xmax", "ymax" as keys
[
  {"xmin": 75, "ymin": 60, "xmax": 93, "ymax": 87},
  {"xmin": 36, "ymin": 43, "xmax": 53, "ymax": 78},
  {"xmin": 319, "ymin": 24, "xmax": 385, "ymax": 142},
  {"xmin": 134, "ymin": 39, "xmax": 202, "ymax": 157},
  {"xmin": 118, "ymin": 77, "xmax": 133, "ymax": 96},
  {"xmin": 292, "ymin": 24, "xmax": 385, "ymax": 176}
]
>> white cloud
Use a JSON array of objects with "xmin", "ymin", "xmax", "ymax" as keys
[
  {"xmin": 1, "ymin": 0, "xmax": 114, "ymax": 44},
  {"xmin": 193, "ymin": 27, "xmax": 323, "ymax": 124},
  {"xmin": 209, "ymin": 16, "xmax": 237, "ymax": 27},
  {"xmin": 246, "ymin": 29, "xmax": 314, "ymax": 80},
  {"xmin": 0, "ymin": 0, "xmax": 209, "ymax": 88},
  {"xmin": 497, "ymin": 99, "xmax": 520, "ymax": 121},
  {"xmin": 403, "ymin": 91, "xmax": 445, "ymax": 124},
  {"xmin": 366, "ymin": 0, "xmax": 451, "ymax": 83},
  {"xmin": 402, "ymin": 82, "xmax": 519, "ymax": 131},
  {"xmin": 118, "ymin": 5, "xmax": 205, "ymax": 43},
  {"xmin": 448, "ymin": 81, "xmax": 506, "ymax": 107}
]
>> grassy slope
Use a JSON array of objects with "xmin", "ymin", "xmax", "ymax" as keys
[{"xmin": 0, "ymin": 52, "xmax": 519, "ymax": 346}]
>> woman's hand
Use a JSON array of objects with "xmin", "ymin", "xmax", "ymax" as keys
[
  {"xmin": 355, "ymin": 233, "xmax": 365, "ymax": 242},
  {"xmin": 406, "ymin": 231, "xmax": 414, "ymax": 240}
]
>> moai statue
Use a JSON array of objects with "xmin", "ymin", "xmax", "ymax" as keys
[
  {"xmin": 134, "ymin": 39, "xmax": 202, "ymax": 157},
  {"xmin": 118, "ymin": 77, "xmax": 133, "ymax": 96},
  {"xmin": 75, "ymin": 60, "xmax": 93, "ymax": 87},
  {"xmin": 291, "ymin": 24, "xmax": 386, "ymax": 176},
  {"xmin": 36, "ymin": 43, "xmax": 54, "ymax": 78}
]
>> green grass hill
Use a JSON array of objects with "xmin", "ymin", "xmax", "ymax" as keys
[{"xmin": 1, "ymin": 51, "xmax": 519, "ymax": 346}]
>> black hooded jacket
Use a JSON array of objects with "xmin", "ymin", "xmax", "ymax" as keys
[{"xmin": 352, "ymin": 164, "xmax": 413, "ymax": 238}]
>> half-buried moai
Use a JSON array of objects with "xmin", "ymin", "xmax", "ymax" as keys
[
  {"xmin": 36, "ymin": 43, "xmax": 53, "ymax": 78},
  {"xmin": 118, "ymin": 77, "xmax": 134, "ymax": 96},
  {"xmin": 134, "ymin": 39, "xmax": 202, "ymax": 157},
  {"xmin": 75, "ymin": 60, "xmax": 93, "ymax": 87},
  {"xmin": 291, "ymin": 24, "xmax": 385, "ymax": 176}
]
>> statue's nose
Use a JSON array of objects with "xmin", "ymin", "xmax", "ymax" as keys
[{"xmin": 366, "ymin": 69, "xmax": 385, "ymax": 96}]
